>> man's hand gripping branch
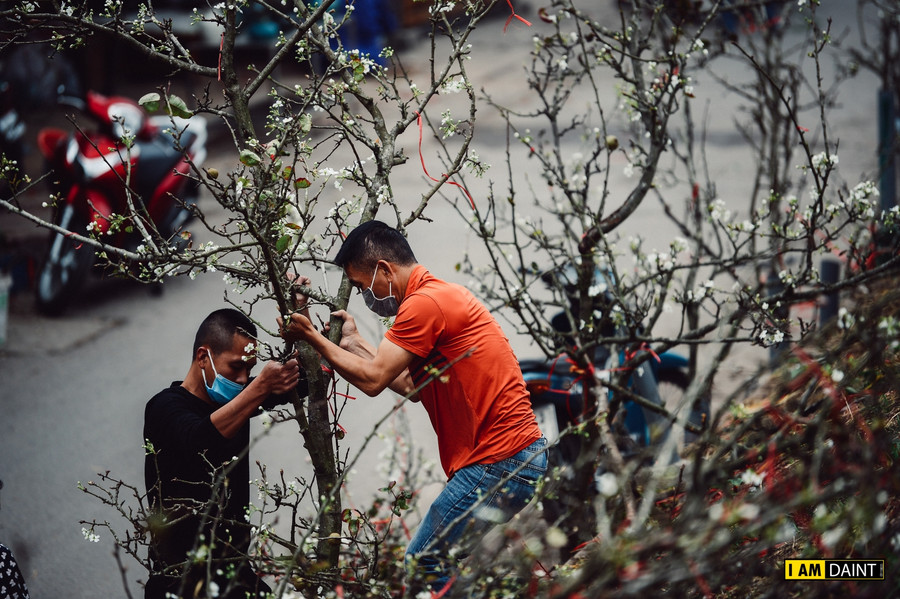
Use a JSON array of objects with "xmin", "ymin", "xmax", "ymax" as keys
[{"xmin": 278, "ymin": 284, "xmax": 415, "ymax": 399}]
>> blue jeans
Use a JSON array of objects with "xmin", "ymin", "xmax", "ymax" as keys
[{"xmin": 405, "ymin": 437, "xmax": 548, "ymax": 589}]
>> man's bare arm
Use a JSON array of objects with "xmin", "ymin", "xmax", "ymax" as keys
[
  {"xmin": 328, "ymin": 310, "xmax": 416, "ymax": 398},
  {"xmin": 280, "ymin": 312, "xmax": 415, "ymax": 397}
]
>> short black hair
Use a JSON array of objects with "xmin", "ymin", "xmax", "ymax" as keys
[
  {"xmin": 333, "ymin": 220, "xmax": 417, "ymax": 271},
  {"xmin": 192, "ymin": 309, "xmax": 257, "ymax": 359}
]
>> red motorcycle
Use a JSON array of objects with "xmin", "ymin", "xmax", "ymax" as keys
[{"xmin": 35, "ymin": 90, "xmax": 207, "ymax": 315}]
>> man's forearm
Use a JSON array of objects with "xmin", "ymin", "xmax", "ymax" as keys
[
  {"xmin": 342, "ymin": 332, "xmax": 377, "ymax": 360},
  {"xmin": 307, "ymin": 334, "xmax": 391, "ymax": 396},
  {"xmin": 341, "ymin": 334, "xmax": 415, "ymax": 398},
  {"xmin": 210, "ymin": 380, "xmax": 269, "ymax": 439}
]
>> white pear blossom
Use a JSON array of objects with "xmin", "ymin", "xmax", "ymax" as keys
[
  {"xmin": 759, "ymin": 328, "xmax": 785, "ymax": 346},
  {"xmin": 838, "ymin": 307, "xmax": 856, "ymax": 330},
  {"xmin": 811, "ymin": 151, "xmax": 838, "ymax": 173},
  {"xmin": 596, "ymin": 472, "xmax": 618, "ymax": 497},
  {"xmin": 741, "ymin": 469, "xmax": 764, "ymax": 487},
  {"xmin": 708, "ymin": 198, "xmax": 732, "ymax": 223},
  {"xmin": 82, "ymin": 527, "xmax": 100, "ymax": 543}
]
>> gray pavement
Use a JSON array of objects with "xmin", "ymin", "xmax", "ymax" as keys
[{"xmin": 0, "ymin": 1, "xmax": 885, "ymax": 596}]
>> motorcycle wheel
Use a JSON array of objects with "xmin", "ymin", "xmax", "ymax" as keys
[
  {"xmin": 35, "ymin": 212, "xmax": 95, "ymax": 316},
  {"xmin": 656, "ymin": 369, "xmax": 711, "ymax": 443}
]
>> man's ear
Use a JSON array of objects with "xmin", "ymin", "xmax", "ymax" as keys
[
  {"xmin": 377, "ymin": 259, "xmax": 396, "ymax": 281},
  {"xmin": 195, "ymin": 346, "xmax": 210, "ymax": 365}
]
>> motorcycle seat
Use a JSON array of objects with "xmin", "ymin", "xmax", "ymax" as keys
[{"xmin": 134, "ymin": 129, "xmax": 199, "ymax": 199}]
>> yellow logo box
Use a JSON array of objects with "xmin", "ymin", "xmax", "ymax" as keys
[{"xmin": 784, "ymin": 559, "xmax": 884, "ymax": 580}]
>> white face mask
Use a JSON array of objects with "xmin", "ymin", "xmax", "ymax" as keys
[{"xmin": 361, "ymin": 266, "xmax": 399, "ymax": 317}]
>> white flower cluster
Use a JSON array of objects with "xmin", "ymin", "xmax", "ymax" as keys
[
  {"xmin": 708, "ymin": 198, "xmax": 732, "ymax": 224},
  {"xmin": 81, "ymin": 526, "xmax": 100, "ymax": 543},
  {"xmin": 442, "ymin": 77, "xmax": 467, "ymax": 94},
  {"xmin": 725, "ymin": 219, "xmax": 759, "ymax": 242},
  {"xmin": 104, "ymin": 0, "xmax": 123, "ymax": 15},
  {"xmin": 844, "ymin": 180, "xmax": 880, "ymax": 219},
  {"xmin": 777, "ymin": 269, "xmax": 797, "ymax": 288},
  {"xmin": 645, "ymin": 251, "xmax": 675, "ymax": 273},
  {"xmin": 464, "ymin": 149, "xmax": 489, "ymax": 177},
  {"xmin": 682, "ymin": 280, "xmax": 717, "ymax": 305},
  {"xmin": 740, "ymin": 468, "xmax": 764, "ymax": 488},
  {"xmin": 671, "ymin": 236, "xmax": 689, "ymax": 253},
  {"xmin": 313, "ymin": 165, "xmax": 353, "ymax": 191},
  {"xmin": 811, "ymin": 151, "xmax": 838, "ymax": 173},
  {"xmin": 327, "ymin": 196, "xmax": 361, "ymax": 220},
  {"xmin": 513, "ymin": 128, "xmax": 533, "ymax": 147},
  {"xmin": 440, "ymin": 109, "xmax": 460, "ymax": 139},
  {"xmin": 837, "ymin": 306, "xmax": 856, "ymax": 330},
  {"xmin": 691, "ymin": 38, "xmax": 709, "ymax": 58},
  {"xmin": 758, "ymin": 327, "xmax": 785, "ymax": 346},
  {"xmin": 878, "ymin": 315, "xmax": 900, "ymax": 352},
  {"xmin": 429, "ymin": 0, "xmax": 457, "ymax": 15},
  {"xmin": 375, "ymin": 184, "xmax": 389, "ymax": 205},
  {"xmin": 588, "ymin": 280, "xmax": 608, "ymax": 297}
]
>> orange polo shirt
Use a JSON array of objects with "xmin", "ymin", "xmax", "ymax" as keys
[{"xmin": 386, "ymin": 265, "xmax": 541, "ymax": 478}]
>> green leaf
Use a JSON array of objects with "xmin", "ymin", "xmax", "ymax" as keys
[
  {"xmin": 275, "ymin": 234, "xmax": 292, "ymax": 253},
  {"xmin": 167, "ymin": 94, "xmax": 193, "ymax": 118},
  {"xmin": 239, "ymin": 150, "xmax": 262, "ymax": 166},
  {"xmin": 294, "ymin": 177, "xmax": 311, "ymax": 189},
  {"xmin": 298, "ymin": 113, "xmax": 312, "ymax": 135},
  {"xmin": 138, "ymin": 92, "xmax": 161, "ymax": 113}
]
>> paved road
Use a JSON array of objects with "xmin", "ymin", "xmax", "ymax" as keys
[
  {"xmin": 0, "ymin": 265, "xmax": 448, "ymax": 597},
  {"xmin": 0, "ymin": 1, "xmax": 881, "ymax": 596}
]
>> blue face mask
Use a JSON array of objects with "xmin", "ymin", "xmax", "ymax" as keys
[
  {"xmin": 361, "ymin": 266, "xmax": 400, "ymax": 317},
  {"xmin": 202, "ymin": 348, "xmax": 245, "ymax": 404}
]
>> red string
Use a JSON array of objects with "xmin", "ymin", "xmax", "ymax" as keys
[
  {"xmin": 430, "ymin": 575, "xmax": 458, "ymax": 598},
  {"xmin": 415, "ymin": 111, "xmax": 476, "ymax": 210},
  {"xmin": 323, "ymin": 366, "xmax": 349, "ymax": 435},
  {"xmin": 504, "ymin": 0, "xmax": 532, "ymax": 32},
  {"xmin": 64, "ymin": 231, "xmax": 84, "ymax": 250},
  {"xmin": 624, "ymin": 342, "xmax": 661, "ymax": 364}
]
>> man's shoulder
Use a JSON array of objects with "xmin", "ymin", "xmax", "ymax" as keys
[
  {"xmin": 148, "ymin": 382, "xmax": 188, "ymax": 402},
  {"xmin": 145, "ymin": 383, "xmax": 204, "ymax": 414},
  {"xmin": 408, "ymin": 269, "xmax": 467, "ymax": 302}
]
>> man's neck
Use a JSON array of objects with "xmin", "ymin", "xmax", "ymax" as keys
[
  {"xmin": 181, "ymin": 363, "xmax": 213, "ymax": 405},
  {"xmin": 393, "ymin": 262, "xmax": 418, "ymax": 302}
]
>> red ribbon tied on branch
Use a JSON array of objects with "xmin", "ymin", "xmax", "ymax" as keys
[
  {"xmin": 415, "ymin": 111, "xmax": 476, "ymax": 210},
  {"xmin": 504, "ymin": 0, "xmax": 532, "ymax": 32}
]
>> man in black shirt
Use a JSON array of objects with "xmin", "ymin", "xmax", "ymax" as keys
[{"xmin": 143, "ymin": 308, "xmax": 305, "ymax": 598}]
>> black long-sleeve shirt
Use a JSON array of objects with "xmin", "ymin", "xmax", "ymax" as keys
[{"xmin": 143, "ymin": 381, "xmax": 301, "ymax": 567}]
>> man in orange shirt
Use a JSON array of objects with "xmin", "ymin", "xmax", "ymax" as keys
[{"xmin": 280, "ymin": 220, "xmax": 546, "ymax": 590}]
